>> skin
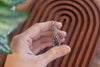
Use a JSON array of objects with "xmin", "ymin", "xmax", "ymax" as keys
[{"xmin": 4, "ymin": 21, "xmax": 71, "ymax": 67}]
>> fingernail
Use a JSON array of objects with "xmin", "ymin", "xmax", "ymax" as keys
[
  {"xmin": 62, "ymin": 31, "xmax": 67, "ymax": 35},
  {"xmin": 58, "ymin": 22, "xmax": 62, "ymax": 26},
  {"xmin": 60, "ymin": 45, "xmax": 71, "ymax": 55},
  {"xmin": 66, "ymin": 45, "xmax": 71, "ymax": 52}
]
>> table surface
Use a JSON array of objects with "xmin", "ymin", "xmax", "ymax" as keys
[{"xmin": 16, "ymin": 0, "xmax": 100, "ymax": 67}]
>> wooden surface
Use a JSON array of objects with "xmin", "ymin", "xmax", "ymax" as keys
[
  {"xmin": 92, "ymin": 1, "xmax": 100, "ymax": 67},
  {"xmin": 0, "ymin": 0, "xmax": 100, "ymax": 67},
  {"xmin": 16, "ymin": 0, "xmax": 99, "ymax": 67},
  {"xmin": 92, "ymin": 45, "xmax": 100, "ymax": 67}
]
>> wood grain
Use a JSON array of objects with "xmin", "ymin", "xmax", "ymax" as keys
[{"xmin": 0, "ymin": 0, "xmax": 100, "ymax": 67}]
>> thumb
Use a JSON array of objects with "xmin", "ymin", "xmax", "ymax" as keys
[{"xmin": 40, "ymin": 45, "xmax": 71, "ymax": 65}]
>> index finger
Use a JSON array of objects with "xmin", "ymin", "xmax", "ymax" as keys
[{"xmin": 22, "ymin": 21, "xmax": 62, "ymax": 38}]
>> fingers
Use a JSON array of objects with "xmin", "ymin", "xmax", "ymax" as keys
[
  {"xmin": 40, "ymin": 37, "xmax": 65, "ymax": 43},
  {"xmin": 30, "ymin": 37, "xmax": 65, "ymax": 55},
  {"xmin": 33, "ymin": 30, "xmax": 67, "ymax": 41},
  {"xmin": 57, "ymin": 30, "xmax": 67, "ymax": 39},
  {"xmin": 29, "ymin": 30, "xmax": 67, "ymax": 54},
  {"xmin": 41, "ymin": 30, "xmax": 67, "ymax": 38},
  {"xmin": 39, "ymin": 45, "xmax": 71, "ymax": 64},
  {"xmin": 33, "ymin": 42, "xmax": 53, "ymax": 54},
  {"xmin": 22, "ymin": 21, "xmax": 62, "ymax": 38},
  {"xmin": 32, "ymin": 30, "xmax": 52, "ymax": 40},
  {"xmin": 40, "ymin": 30, "xmax": 67, "ymax": 43}
]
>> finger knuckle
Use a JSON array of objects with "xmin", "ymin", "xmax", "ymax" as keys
[
  {"xmin": 13, "ymin": 34, "xmax": 22, "ymax": 41},
  {"xmin": 35, "ymin": 23, "xmax": 40, "ymax": 27},
  {"xmin": 35, "ymin": 23, "xmax": 41, "ymax": 28}
]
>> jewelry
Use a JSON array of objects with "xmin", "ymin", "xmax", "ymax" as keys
[{"xmin": 52, "ymin": 21, "xmax": 61, "ymax": 46}]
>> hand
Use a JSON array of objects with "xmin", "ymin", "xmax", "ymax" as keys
[{"xmin": 5, "ymin": 21, "xmax": 71, "ymax": 67}]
